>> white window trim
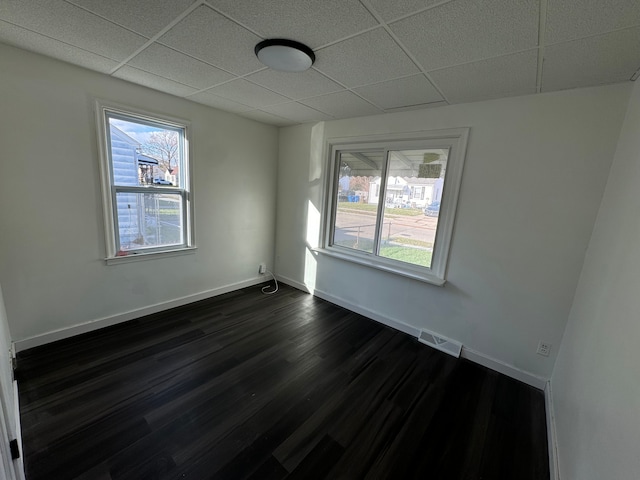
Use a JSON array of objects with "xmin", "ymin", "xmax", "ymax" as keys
[
  {"xmin": 95, "ymin": 100, "xmax": 196, "ymax": 264},
  {"xmin": 317, "ymin": 128, "xmax": 469, "ymax": 286}
]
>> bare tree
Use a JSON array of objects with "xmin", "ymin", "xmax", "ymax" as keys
[{"xmin": 142, "ymin": 130, "xmax": 178, "ymax": 173}]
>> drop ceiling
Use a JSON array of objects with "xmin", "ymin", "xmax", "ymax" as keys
[{"xmin": 1, "ymin": 0, "xmax": 639, "ymax": 126}]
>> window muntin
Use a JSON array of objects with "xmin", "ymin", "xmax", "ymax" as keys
[
  {"xmin": 97, "ymin": 103, "xmax": 193, "ymax": 259},
  {"xmin": 323, "ymin": 130, "xmax": 468, "ymax": 284}
]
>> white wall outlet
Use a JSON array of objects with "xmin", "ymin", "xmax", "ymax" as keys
[
  {"xmin": 537, "ymin": 341, "xmax": 551, "ymax": 357},
  {"xmin": 259, "ymin": 264, "xmax": 266, "ymax": 274}
]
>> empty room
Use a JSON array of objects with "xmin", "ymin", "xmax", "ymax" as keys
[{"xmin": 0, "ymin": 0, "xmax": 639, "ymax": 479}]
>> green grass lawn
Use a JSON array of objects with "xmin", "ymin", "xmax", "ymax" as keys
[
  {"xmin": 336, "ymin": 202, "xmax": 423, "ymax": 217},
  {"xmin": 333, "ymin": 238, "xmax": 432, "ymax": 268},
  {"xmin": 380, "ymin": 246, "xmax": 432, "ymax": 267}
]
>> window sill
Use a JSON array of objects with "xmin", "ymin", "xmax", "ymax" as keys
[
  {"xmin": 314, "ymin": 247, "xmax": 446, "ymax": 287},
  {"xmin": 105, "ymin": 246, "xmax": 197, "ymax": 265}
]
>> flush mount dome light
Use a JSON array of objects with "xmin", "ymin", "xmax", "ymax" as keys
[{"xmin": 255, "ymin": 39, "xmax": 315, "ymax": 72}]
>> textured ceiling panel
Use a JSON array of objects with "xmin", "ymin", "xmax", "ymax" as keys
[
  {"xmin": 546, "ymin": 0, "xmax": 640, "ymax": 44},
  {"xmin": 127, "ymin": 43, "xmax": 234, "ymax": 89},
  {"xmin": 203, "ymin": 79, "xmax": 291, "ymax": 108},
  {"xmin": 314, "ymin": 28, "xmax": 419, "ymax": 87},
  {"xmin": 542, "ymin": 27, "xmax": 640, "ymax": 92},
  {"xmin": 262, "ymin": 102, "xmax": 333, "ymax": 123},
  {"xmin": 366, "ymin": 0, "xmax": 444, "ymax": 22},
  {"xmin": 354, "ymin": 74, "xmax": 443, "ymax": 109},
  {"xmin": 245, "ymin": 68, "xmax": 344, "ymax": 100},
  {"xmin": 0, "ymin": 0, "xmax": 638, "ymax": 126},
  {"xmin": 0, "ymin": 0, "xmax": 147, "ymax": 61},
  {"xmin": 301, "ymin": 91, "xmax": 382, "ymax": 118},
  {"xmin": 390, "ymin": 0, "xmax": 539, "ymax": 71},
  {"xmin": 209, "ymin": 0, "xmax": 378, "ymax": 48},
  {"xmin": 241, "ymin": 110, "xmax": 294, "ymax": 126},
  {"xmin": 0, "ymin": 20, "xmax": 118, "ymax": 73},
  {"xmin": 159, "ymin": 5, "xmax": 264, "ymax": 75},
  {"xmin": 429, "ymin": 50, "xmax": 538, "ymax": 103},
  {"xmin": 185, "ymin": 90, "xmax": 254, "ymax": 113},
  {"xmin": 67, "ymin": 0, "xmax": 195, "ymax": 38},
  {"xmin": 113, "ymin": 66, "xmax": 199, "ymax": 97}
]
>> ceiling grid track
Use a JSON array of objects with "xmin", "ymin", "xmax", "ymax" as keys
[
  {"xmin": 358, "ymin": 0, "xmax": 451, "ymax": 105},
  {"xmin": 536, "ymin": 0, "xmax": 549, "ymax": 93},
  {"xmin": 108, "ymin": 0, "xmax": 206, "ymax": 75}
]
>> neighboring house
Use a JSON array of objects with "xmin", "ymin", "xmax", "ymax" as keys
[
  {"xmin": 368, "ymin": 176, "xmax": 442, "ymax": 207},
  {"xmin": 109, "ymin": 126, "xmax": 159, "ymax": 249},
  {"xmin": 165, "ymin": 165, "xmax": 179, "ymax": 186}
]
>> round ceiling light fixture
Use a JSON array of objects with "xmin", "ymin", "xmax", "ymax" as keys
[{"xmin": 254, "ymin": 39, "xmax": 315, "ymax": 72}]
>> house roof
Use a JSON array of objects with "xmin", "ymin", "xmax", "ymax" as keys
[
  {"xmin": 1, "ymin": 1, "xmax": 638, "ymax": 127},
  {"xmin": 136, "ymin": 153, "xmax": 158, "ymax": 165},
  {"xmin": 110, "ymin": 125, "xmax": 140, "ymax": 146}
]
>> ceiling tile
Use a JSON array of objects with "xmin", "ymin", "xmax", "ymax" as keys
[
  {"xmin": 204, "ymin": 79, "xmax": 291, "ymax": 107},
  {"xmin": 158, "ymin": 5, "xmax": 264, "ymax": 75},
  {"xmin": 366, "ymin": 0, "xmax": 444, "ymax": 22},
  {"xmin": 301, "ymin": 91, "xmax": 382, "ymax": 118},
  {"xmin": 354, "ymin": 74, "xmax": 443, "ymax": 109},
  {"xmin": 546, "ymin": 0, "xmax": 640, "ymax": 44},
  {"xmin": 390, "ymin": 0, "xmax": 539, "ymax": 71},
  {"xmin": 128, "ymin": 43, "xmax": 234, "ymax": 89},
  {"xmin": 240, "ymin": 110, "xmax": 295, "ymax": 126},
  {"xmin": 245, "ymin": 68, "xmax": 344, "ymax": 100},
  {"xmin": 314, "ymin": 28, "xmax": 419, "ymax": 87},
  {"xmin": 67, "ymin": 0, "xmax": 194, "ymax": 38},
  {"xmin": 429, "ymin": 50, "xmax": 537, "ymax": 103},
  {"xmin": 0, "ymin": 0, "xmax": 147, "ymax": 61},
  {"xmin": 262, "ymin": 102, "xmax": 333, "ymax": 123},
  {"xmin": 542, "ymin": 27, "xmax": 640, "ymax": 92},
  {"xmin": 0, "ymin": 20, "xmax": 119, "ymax": 73},
  {"xmin": 112, "ymin": 66, "xmax": 198, "ymax": 97},
  {"xmin": 210, "ymin": 0, "xmax": 378, "ymax": 48},
  {"xmin": 185, "ymin": 90, "xmax": 254, "ymax": 113}
]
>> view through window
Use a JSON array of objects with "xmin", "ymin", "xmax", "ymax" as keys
[
  {"xmin": 332, "ymin": 149, "xmax": 448, "ymax": 269},
  {"xmin": 98, "ymin": 106, "xmax": 192, "ymax": 258}
]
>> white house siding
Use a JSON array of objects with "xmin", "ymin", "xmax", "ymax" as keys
[{"xmin": 110, "ymin": 128, "xmax": 141, "ymax": 248}]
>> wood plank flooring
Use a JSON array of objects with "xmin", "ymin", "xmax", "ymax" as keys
[{"xmin": 17, "ymin": 284, "xmax": 549, "ymax": 480}]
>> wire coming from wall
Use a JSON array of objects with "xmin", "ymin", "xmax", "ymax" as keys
[{"xmin": 261, "ymin": 270, "xmax": 279, "ymax": 295}]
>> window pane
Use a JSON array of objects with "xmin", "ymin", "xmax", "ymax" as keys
[
  {"xmin": 108, "ymin": 116, "xmax": 182, "ymax": 187},
  {"xmin": 332, "ymin": 151, "xmax": 383, "ymax": 253},
  {"xmin": 378, "ymin": 149, "xmax": 449, "ymax": 268},
  {"xmin": 115, "ymin": 192, "xmax": 184, "ymax": 252}
]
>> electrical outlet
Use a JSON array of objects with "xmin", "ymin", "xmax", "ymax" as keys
[
  {"xmin": 259, "ymin": 264, "xmax": 266, "ymax": 274},
  {"xmin": 537, "ymin": 341, "xmax": 551, "ymax": 357}
]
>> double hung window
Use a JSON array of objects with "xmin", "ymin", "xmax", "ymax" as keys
[{"xmin": 96, "ymin": 102, "xmax": 194, "ymax": 262}]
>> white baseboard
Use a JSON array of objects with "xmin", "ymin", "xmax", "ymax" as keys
[
  {"xmin": 461, "ymin": 348, "xmax": 548, "ymax": 390},
  {"xmin": 14, "ymin": 276, "xmax": 266, "ymax": 352},
  {"xmin": 276, "ymin": 274, "xmax": 420, "ymax": 338},
  {"xmin": 545, "ymin": 380, "xmax": 561, "ymax": 480},
  {"xmin": 277, "ymin": 274, "xmax": 547, "ymax": 390}
]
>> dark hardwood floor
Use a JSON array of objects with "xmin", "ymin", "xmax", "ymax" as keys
[{"xmin": 17, "ymin": 284, "xmax": 549, "ymax": 480}]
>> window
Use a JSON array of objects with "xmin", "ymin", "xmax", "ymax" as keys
[
  {"xmin": 96, "ymin": 102, "xmax": 194, "ymax": 262},
  {"xmin": 321, "ymin": 129, "xmax": 468, "ymax": 285}
]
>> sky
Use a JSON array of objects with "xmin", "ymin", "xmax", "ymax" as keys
[{"xmin": 110, "ymin": 118, "xmax": 164, "ymax": 145}]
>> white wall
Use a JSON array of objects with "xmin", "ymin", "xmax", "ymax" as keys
[
  {"xmin": 0, "ymin": 44, "xmax": 279, "ymax": 343},
  {"xmin": 551, "ymin": 81, "xmax": 640, "ymax": 479},
  {"xmin": 275, "ymin": 84, "xmax": 631, "ymax": 381}
]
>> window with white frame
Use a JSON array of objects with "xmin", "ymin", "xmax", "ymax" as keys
[
  {"xmin": 96, "ymin": 102, "xmax": 194, "ymax": 261},
  {"xmin": 321, "ymin": 129, "xmax": 468, "ymax": 285}
]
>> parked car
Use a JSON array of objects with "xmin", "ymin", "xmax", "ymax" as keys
[
  {"xmin": 424, "ymin": 201, "xmax": 440, "ymax": 217},
  {"xmin": 153, "ymin": 179, "xmax": 173, "ymax": 185}
]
